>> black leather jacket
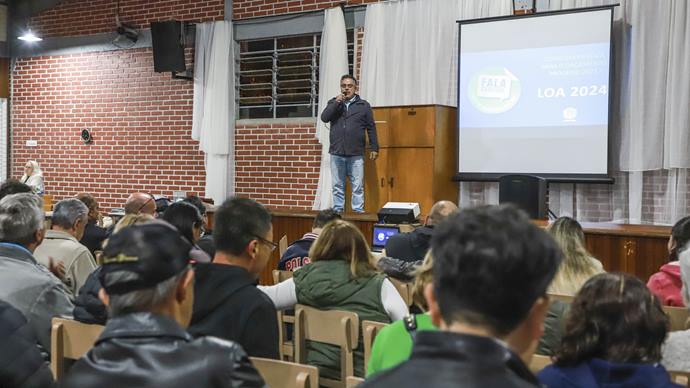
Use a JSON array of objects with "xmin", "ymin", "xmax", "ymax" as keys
[
  {"xmin": 62, "ymin": 312, "xmax": 265, "ymax": 388},
  {"xmin": 362, "ymin": 331, "xmax": 539, "ymax": 388}
]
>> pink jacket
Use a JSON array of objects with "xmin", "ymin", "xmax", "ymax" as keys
[{"xmin": 648, "ymin": 262, "xmax": 685, "ymax": 307}]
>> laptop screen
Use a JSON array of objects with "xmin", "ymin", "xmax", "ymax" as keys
[{"xmin": 372, "ymin": 225, "xmax": 401, "ymax": 249}]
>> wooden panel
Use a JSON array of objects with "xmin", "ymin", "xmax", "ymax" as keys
[
  {"xmin": 627, "ymin": 236, "xmax": 669, "ymax": 282},
  {"xmin": 432, "ymin": 106, "xmax": 459, "ymax": 203},
  {"xmin": 387, "ymin": 148, "xmax": 435, "ymax": 214},
  {"xmin": 0, "ymin": 58, "xmax": 7, "ymax": 99},
  {"xmin": 372, "ymin": 108, "xmax": 391, "ymax": 147},
  {"xmin": 585, "ymin": 234, "xmax": 626, "ymax": 273},
  {"xmin": 364, "ymin": 149, "xmax": 390, "ymax": 213},
  {"xmin": 387, "ymin": 106, "xmax": 435, "ymax": 147}
]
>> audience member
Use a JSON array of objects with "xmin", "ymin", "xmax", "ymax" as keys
[
  {"xmin": 34, "ymin": 198, "xmax": 97, "ymax": 294},
  {"xmin": 648, "ymin": 216, "xmax": 690, "ymax": 307},
  {"xmin": 662, "ymin": 248, "xmax": 690, "ymax": 372},
  {"xmin": 188, "ymin": 197, "xmax": 279, "ymax": 359},
  {"xmin": 383, "ymin": 200, "xmax": 457, "ymax": 262},
  {"xmin": 0, "ymin": 193, "xmax": 74, "ymax": 352},
  {"xmin": 362, "ymin": 205, "xmax": 561, "ymax": 387},
  {"xmin": 183, "ymin": 195, "xmax": 215, "ymax": 258},
  {"xmin": 62, "ymin": 224, "xmax": 264, "ymax": 387},
  {"xmin": 374, "ymin": 255, "xmax": 423, "ymax": 281},
  {"xmin": 0, "ymin": 299, "xmax": 54, "ymax": 388},
  {"xmin": 0, "ymin": 179, "xmax": 32, "ymax": 200},
  {"xmin": 539, "ymin": 273, "xmax": 678, "ymax": 387},
  {"xmin": 367, "ymin": 251, "xmax": 437, "ymax": 377},
  {"xmin": 547, "ymin": 216, "xmax": 604, "ymax": 295},
  {"xmin": 20, "ymin": 161, "xmax": 44, "ymax": 195},
  {"xmin": 162, "ymin": 201, "xmax": 211, "ymax": 263},
  {"xmin": 76, "ymin": 193, "xmax": 108, "ymax": 255},
  {"xmin": 261, "ymin": 219, "xmax": 408, "ymax": 378},
  {"xmin": 73, "ymin": 213, "xmax": 155, "ymax": 325},
  {"xmin": 278, "ymin": 208, "xmax": 341, "ymax": 271},
  {"xmin": 123, "ymin": 192, "xmax": 156, "ymax": 216}
]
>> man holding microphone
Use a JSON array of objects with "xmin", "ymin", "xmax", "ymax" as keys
[{"xmin": 320, "ymin": 75, "xmax": 379, "ymax": 213}]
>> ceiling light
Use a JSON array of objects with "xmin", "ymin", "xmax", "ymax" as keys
[{"xmin": 18, "ymin": 30, "xmax": 42, "ymax": 42}]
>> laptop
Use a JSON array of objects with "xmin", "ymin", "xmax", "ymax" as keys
[{"xmin": 371, "ymin": 225, "xmax": 401, "ymax": 253}]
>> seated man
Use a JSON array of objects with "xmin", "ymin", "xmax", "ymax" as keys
[
  {"xmin": 188, "ymin": 197, "xmax": 279, "ymax": 359},
  {"xmin": 0, "ymin": 193, "xmax": 74, "ymax": 353},
  {"xmin": 124, "ymin": 192, "xmax": 157, "ymax": 216},
  {"xmin": 278, "ymin": 208, "xmax": 341, "ymax": 271},
  {"xmin": 35, "ymin": 198, "xmax": 97, "ymax": 295},
  {"xmin": 76, "ymin": 193, "xmax": 108, "ymax": 256},
  {"xmin": 183, "ymin": 195, "xmax": 215, "ymax": 258},
  {"xmin": 63, "ymin": 224, "xmax": 264, "ymax": 387},
  {"xmin": 0, "ymin": 179, "xmax": 32, "ymax": 200},
  {"xmin": 383, "ymin": 200, "xmax": 457, "ymax": 262},
  {"xmin": 362, "ymin": 205, "xmax": 562, "ymax": 387}
]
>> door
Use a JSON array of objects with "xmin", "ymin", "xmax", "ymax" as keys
[{"xmin": 386, "ymin": 148, "xmax": 435, "ymax": 214}]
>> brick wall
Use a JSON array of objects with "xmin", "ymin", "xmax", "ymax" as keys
[
  {"xmin": 31, "ymin": 0, "xmax": 224, "ymax": 38},
  {"xmin": 232, "ymin": 0, "xmax": 379, "ymax": 20},
  {"xmin": 11, "ymin": 49, "xmax": 205, "ymax": 211}
]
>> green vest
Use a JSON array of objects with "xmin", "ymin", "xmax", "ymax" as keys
[{"xmin": 294, "ymin": 260, "xmax": 390, "ymax": 379}]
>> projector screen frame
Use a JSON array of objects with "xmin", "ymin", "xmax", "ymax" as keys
[{"xmin": 454, "ymin": 4, "xmax": 618, "ymax": 185}]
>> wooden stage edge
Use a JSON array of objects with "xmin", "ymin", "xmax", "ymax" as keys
[{"xmin": 258, "ymin": 208, "xmax": 671, "ymax": 285}]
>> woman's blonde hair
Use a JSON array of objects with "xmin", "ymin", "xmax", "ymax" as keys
[
  {"xmin": 308, "ymin": 219, "xmax": 377, "ymax": 278},
  {"xmin": 547, "ymin": 217, "xmax": 602, "ymax": 295},
  {"xmin": 113, "ymin": 213, "xmax": 155, "ymax": 234},
  {"xmin": 411, "ymin": 250, "xmax": 434, "ymax": 311}
]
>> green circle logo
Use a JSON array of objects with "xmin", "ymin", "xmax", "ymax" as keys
[{"xmin": 468, "ymin": 67, "xmax": 521, "ymax": 114}]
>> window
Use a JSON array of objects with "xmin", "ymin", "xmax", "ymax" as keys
[{"xmin": 237, "ymin": 31, "xmax": 354, "ymax": 119}]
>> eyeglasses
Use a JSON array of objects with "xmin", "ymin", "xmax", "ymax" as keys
[
  {"xmin": 136, "ymin": 194, "xmax": 155, "ymax": 214},
  {"xmin": 252, "ymin": 234, "xmax": 278, "ymax": 252}
]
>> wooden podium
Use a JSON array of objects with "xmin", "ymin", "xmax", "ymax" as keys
[{"xmin": 362, "ymin": 105, "xmax": 458, "ymax": 215}]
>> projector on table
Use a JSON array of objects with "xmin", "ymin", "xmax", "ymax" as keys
[{"xmin": 377, "ymin": 202, "xmax": 420, "ymax": 224}]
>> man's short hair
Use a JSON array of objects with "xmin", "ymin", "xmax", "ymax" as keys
[
  {"xmin": 313, "ymin": 208, "xmax": 341, "ymax": 229},
  {"xmin": 427, "ymin": 200, "xmax": 457, "ymax": 226},
  {"xmin": 213, "ymin": 197, "xmax": 271, "ymax": 256},
  {"xmin": 0, "ymin": 193, "xmax": 44, "ymax": 246},
  {"xmin": 0, "ymin": 179, "xmax": 32, "ymax": 201},
  {"xmin": 340, "ymin": 74, "xmax": 358, "ymax": 85},
  {"xmin": 52, "ymin": 198, "xmax": 89, "ymax": 229},
  {"xmin": 431, "ymin": 205, "xmax": 561, "ymax": 336}
]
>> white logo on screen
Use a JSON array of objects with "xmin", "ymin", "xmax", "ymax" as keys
[
  {"xmin": 377, "ymin": 232, "xmax": 386, "ymax": 242},
  {"xmin": 477, "ymin": 74, "xmax": 512, "ymax": 100}
]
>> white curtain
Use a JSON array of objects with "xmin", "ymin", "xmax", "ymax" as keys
[
  {"xmin": 192, "ymin": 21, "xmax": 235, "ymax": 205},
  {"xmin": 312, "ymin": 7, "xmax": 349, "ymax": 210}
]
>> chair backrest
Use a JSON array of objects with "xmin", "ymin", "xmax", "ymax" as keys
[
  {"xmin": 362, "ymin": 320, "xmax": 387, "ymax": 375},
  {"xmin": 547, "ymin": 293, "xmax": 574, "ymax": 304},
  {"xmin": 279, "ymin": 235, "xmax": 289, "ymax": 257},
  {"xmin": 273, "ymin": 269, "xmax": 294, "ymax": 284},
  {"xmin": 250, "ymin": 356, "xmax": 319, "ymax": 388},
  {"xmin": 663, "ymin": 306, "xmax": 690, "ymax": 331},
  {"xmin": 389, "ymin": 278, "xmax": 413, "ymax": 307},
  {"xmin": 43, "ymin": 194, "xmax": 54, "ymax": 212},
  {"xmin": 669, "ymin": 370, "xmax": 690, "ymax": 388},
  {"xmin": 273, "ymin": 270, "xmax": 296, "ymax": 360},
  {"xmin": 51, "ymin": 317, "xmax": 104, "ymax": 380},
  {"xmin": 294, "ymin": 304, "xmax": 359, "ymax": 388},
  {"xmin": 345, "ymin": 376, "xmax": 364, "ymax": 388},
  {"xmin": 529, "ymin": 354, "xmax": 552, "ymax": 374}
]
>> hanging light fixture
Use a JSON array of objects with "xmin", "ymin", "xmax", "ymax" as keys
[{"xmin": 18, "ymin": 29, "xmax": 42, "ymax": 42}]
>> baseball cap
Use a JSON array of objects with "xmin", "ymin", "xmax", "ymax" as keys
[{"xmin": 99, "ymin": 223, "xmax": 192, "ymax": 295}]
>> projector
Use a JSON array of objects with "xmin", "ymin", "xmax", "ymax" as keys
[{"xmin": 377, "ymin": 202, "xmax": 420, "ymax": 224}]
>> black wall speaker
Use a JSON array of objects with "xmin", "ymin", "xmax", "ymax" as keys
[
  {"xmin": 498, "ymin": 174, "xmax": 547, "ymax": 219},
  {"xmin": 150, "ymin": 21, "xmax": 186, "ymax": 73}
]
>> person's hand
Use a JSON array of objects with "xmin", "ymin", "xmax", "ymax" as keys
[
  {"xmin": 369, "ymin": 151, "xmax": 379, "ymax": 160},
  {"xmin": 48, "ymin": 257, "xmax": 66, "ymax": 281},
  {"xmin": 335, "ymin": 93, "xmax": 345, "ymax": 103}
]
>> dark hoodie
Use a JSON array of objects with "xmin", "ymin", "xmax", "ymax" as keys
[
  {"xmin": 648, "ymin": 262, "xmax": 684, "ymax": 307},
  {"xmin": 187, "ymin": 263, "xmax": 279, "ymax": 359},
  {"xmin": 538, "ymin": 358, "xmax": 681, "ymax": 388}
]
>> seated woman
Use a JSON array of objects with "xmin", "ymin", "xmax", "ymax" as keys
[
  {"xmin": 538, "ymin": 273, "xmax": 678, "ymax": 387},
  {"xmin": 259, "ymin": 219, "xmax": 408, "ymax": 378},
  {"xmin": 648, "ymin": 216, "xmax": 690, "ymax": 307},
  {"xmin": 161, "ymin": 201, "xmax": 211, "ymax": 263},
  {"xmin": 662, "ymin": 248, "xmax": 690, "ymax": 372},
  {"xmin": 20, "ymin": 160, "xmax": 44, "ymax": 195},
  {"xmin": 367, "ymin": 251, "xmax": 436, "ymax": 377}
]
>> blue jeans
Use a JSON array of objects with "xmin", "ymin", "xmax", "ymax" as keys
[{"xmin": 330, "ymin": 155, "xmax": 364, "ymax": 213}]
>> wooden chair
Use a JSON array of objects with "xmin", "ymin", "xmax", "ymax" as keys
[
  {"xmin": 43, "ymin": 194, "xmax": 54, "ymax": 212},
  {"xmin": 279, "ymin": 235, "xmax": 288, "ymax": 257},
  {"xmin": 362, "ymin": 320, "xmax": 387, "ymax": 375},
  {"xmin": 294, "ymin": 304, "xmax": 359, "ymax": 388},
  {"xmin": 663, "ymin": 306, "xmax": 690, "ymax": 331},
  {"xmin": 529, "ymin": 354, "xmax": 552, "ymax": 374},
  {"xmin": 250, "ymin": 356, "xmax": 319, "ymax": 388},
  {"xmin": 274, "ymin": 269, "xmax": 296, "ymax": 360},
  {"xmin": 389, "ymin": 278, "xmax": 413, "ymax": 307},
  {"xmin": 345, "ymin": 376, "xmax": 365, "ymax": 387},
  {"xmin": 669, "ymin": 370, "xmax": 690, "ymax": 387},
  {"xmin": 51, "ymin": 317, "xmax": 104, "ymax": 380},
  {"xmin": 547, "ymin": 293, "xmax": 574, "ymax": 304}
]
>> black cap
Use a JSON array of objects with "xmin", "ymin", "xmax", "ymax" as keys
[{"xmin": 99, "ymin": 223, "xmax": 192, "ymax": 295}]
